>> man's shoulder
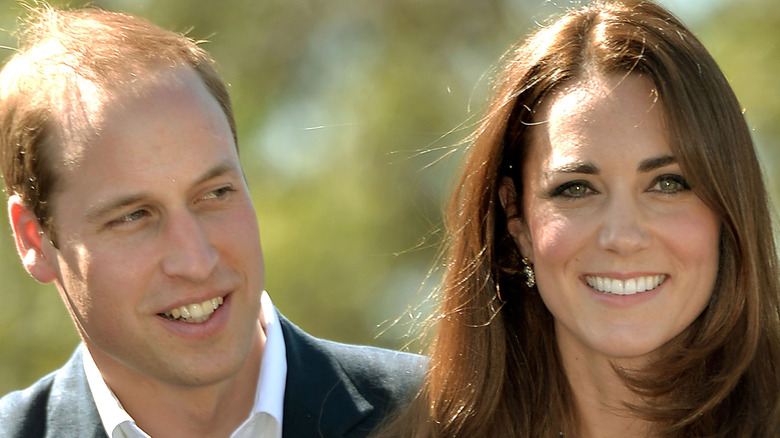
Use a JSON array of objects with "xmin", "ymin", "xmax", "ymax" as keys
[
  {"xmin": 279, "ymin": 313, "xmax": 426, "ymax": 395},
  {"xmin": 0, "ymin": 370, "xmax": 59, "ymax": 437},
  {"xmin": 0, "ymin": 347, "xmax": 104, "ymax": 438},
  {"xmin": 278, "ymin": 313, "xmax": 426, "ymax": 437},
  {"xmin": 314, "ymin": 337, "xmax": 426, "ymax": 395}
]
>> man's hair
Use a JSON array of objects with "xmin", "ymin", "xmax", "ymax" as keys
[{"xmin": 0, "ymin": 5, "xmax": 237, "ymax": 237}]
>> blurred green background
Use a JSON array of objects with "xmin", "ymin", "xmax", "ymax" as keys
[{"xmin": 1, "ymin": 0, "xmax": 778, "ymax": 395}]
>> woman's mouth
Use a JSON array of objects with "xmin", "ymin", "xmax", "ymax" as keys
[{"xmin": 585, "ymin": 275, "xmax": 666, "ymax": 296}]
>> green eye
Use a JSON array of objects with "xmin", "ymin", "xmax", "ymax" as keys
[
  {"xmin": 652, "ymin": 175, "xmax": 690, "ymax": 193},
  {"xmin": 551, "ymin": 181, "xmax": 594, "ymax": 198},
  {"xmin": 564, "ymin": 183, "xmax": 589, "ymax": 196},
  {"xmin": 658, "ymin": 179, "xmax": 680, "ymax": 191}
]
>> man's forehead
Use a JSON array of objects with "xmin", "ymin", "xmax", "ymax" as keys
[
  {"xmin": 51, "ymin": 80, "xmax": 107, "ymax": 170},
  {"xmin": 52, "ymin": 65, "xmax": 204, "ymax": 170}
]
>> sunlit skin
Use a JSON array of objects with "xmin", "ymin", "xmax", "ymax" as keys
[
  {"xmin": 9, "ymin": 67, "xmax": 266, "ymax": 437},
  {"xmin": 500, "ymin": 74, "xmax": 720, "ymax": 437}
]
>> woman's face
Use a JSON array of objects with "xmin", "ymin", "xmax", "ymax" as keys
[{"xmin": 502, "ymin": 74, "xmax": 720, "ymax": 363}]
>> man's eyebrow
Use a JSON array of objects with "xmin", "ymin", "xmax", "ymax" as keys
[
  {"xmin": 85, "ymin": 161, "xmax": 241, "ymax": 223},
  {"xmin": 638, "ymin": 155, "xmax": 676, "ymax": 172},
  {"xmin": 85, "ymin": 193, "xmax": 151, "ymax": 224},
  {"xmin": 193, "ymin": 161, "xmax": 241, "ymax": 186}
]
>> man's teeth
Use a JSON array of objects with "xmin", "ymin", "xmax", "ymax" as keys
[
  {"xmin": 585, "ymin": 275, "xmax": 665, "ymax": 295},
  {"xmin": 163, "ymin": 297, "xmax": 224, "ymax": 323}
]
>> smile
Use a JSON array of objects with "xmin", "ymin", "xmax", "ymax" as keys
[
  {"xmin": 160, "ymin": 296, "xmax": 224, "ymax": 323},
  {"xmin": 585, "ymin": 275, "xmax": 666, "ymax": 296}
]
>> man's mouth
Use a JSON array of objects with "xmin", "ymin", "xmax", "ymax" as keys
[
  {"xmin": 159, "ymin": 296, "xmax": 224, "ymax": 323},
  {"xmin": 585, "ymin": 275, "xmax": 666, "ymax": 296}
]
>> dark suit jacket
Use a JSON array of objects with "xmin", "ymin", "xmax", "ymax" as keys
[{"xmin": 0, "ymin": 313, "xmax": 425, "ymax": 437}]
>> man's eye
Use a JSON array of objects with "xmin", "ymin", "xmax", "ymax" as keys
[
  {"xmin": 123, "ymin": 210, "xmax": 148, "ymax": 221},
  {"xmin": 551, "ymin": 181, "xmax": 594, "ymax": 198},
  {"xmin": 651, "ymin": 175, "xmax": 690, "ymax": 194},
  {"xmin": 109, "ymin": 210, "xmax": 148, "ymax": 227},
  {"xmin": 201, "ymin": 185, "xmax": 235, "ymax": 201}
]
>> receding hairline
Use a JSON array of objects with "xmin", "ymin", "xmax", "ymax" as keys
[{"xmin": 0, "ymin": 4, "xmax": 237, "ymax": 240}]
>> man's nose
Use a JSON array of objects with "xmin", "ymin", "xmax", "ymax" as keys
[{"xmin": 160, "ymin": 211, "xmax": 218, "ymax": 282}]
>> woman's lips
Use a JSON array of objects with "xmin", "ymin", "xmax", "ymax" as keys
[{"xmin": 584, "ymin": 274, "xmax": 667, "ymax": 295}]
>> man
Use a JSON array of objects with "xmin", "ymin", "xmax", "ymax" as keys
[{"xmin": 0, "ymin": 6, "xmax": 423, "ymax": 438}]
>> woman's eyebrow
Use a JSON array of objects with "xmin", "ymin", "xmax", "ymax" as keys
[
  {"xmin": 545, "ymin": 162, "xmax": 599, "ymax": 178},
  {"xmin": 638, "ymin": 155, "xmax": 676, "ymax": 172},
  {"xmin": 543, "ymin": 155, "xmax": 676, "ymax": 179}
]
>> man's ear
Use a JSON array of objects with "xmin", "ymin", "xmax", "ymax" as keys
[
  {"xmin": 498, "ymin": 177, "xmax": 535, "ymax": 262},
  {"xmin": 8, "ymin": 195, "xmax": 57, "ymax": 283}
]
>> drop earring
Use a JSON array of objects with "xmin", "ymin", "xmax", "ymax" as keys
[{"xmin": 522, "ymin": 257, "xmax": 535, "ymax": 288}]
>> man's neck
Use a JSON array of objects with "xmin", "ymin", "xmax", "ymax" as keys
[{"xmin": 92, "ymin": 323, "xmax": 266, "ymax": 438}]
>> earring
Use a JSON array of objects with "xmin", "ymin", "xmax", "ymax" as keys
[{"xmin": 522, "ymin": 257, "xmax": 535, "ymax": 288}]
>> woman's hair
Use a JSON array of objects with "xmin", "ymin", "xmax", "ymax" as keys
[
  {"xmin": 375, "ymin": 0, "xmax": 780, "ymax": 436},
  {"xmin": 0, "ymin": 5, "xmax": 236, "ymax": 240}
]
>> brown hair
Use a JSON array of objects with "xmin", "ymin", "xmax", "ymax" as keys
[
  {"xmin": 0, "ymin": 5, "xmax": 236, "ymax": 240},
  {"xmin": 376, "ymin": 0, "xmax": 780, "ymax": 436}
]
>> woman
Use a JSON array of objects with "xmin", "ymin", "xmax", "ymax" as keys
[{"xmin": 376, "ymin": 0, "xmax": 780, "ymax": 436}]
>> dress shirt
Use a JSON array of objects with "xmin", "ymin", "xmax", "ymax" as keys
[{"xmin": 83, "ymin": 291, "xmax": 287, "ymax": 438}]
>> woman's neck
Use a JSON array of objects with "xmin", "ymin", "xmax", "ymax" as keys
[{"xmin": 556, "ymin": 328, "xmax": 655, "ymax": 438}]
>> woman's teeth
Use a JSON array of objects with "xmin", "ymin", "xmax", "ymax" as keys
[
  {"xmin": 585, "ymin": 275, "xmax": 666, "ymax": 295},
  {"xmin": 161, "ymin": 296, "xmax": 224, "ymax": 323}
]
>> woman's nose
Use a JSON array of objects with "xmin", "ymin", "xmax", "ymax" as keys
[{"xmin": 598, "ymin": 194, "xmax": 651, "ymax": 255}]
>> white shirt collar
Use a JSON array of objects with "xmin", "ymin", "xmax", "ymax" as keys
[{"xmin": 83, "ymin": 290, "xmax": 287, "ymax": 438}]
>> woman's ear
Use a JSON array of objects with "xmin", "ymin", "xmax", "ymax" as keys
[
  {"xmin": 498, "ymin": 177, "xmax": 535, "ymax": 261},
  {"xmin": 8, "ymin": 195, "xmax": 58, "ymax": 283}
]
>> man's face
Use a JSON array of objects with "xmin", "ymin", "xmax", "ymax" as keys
[{"xmin": 39, "ymin": 67, "xmax": 265, "ymax": 389}]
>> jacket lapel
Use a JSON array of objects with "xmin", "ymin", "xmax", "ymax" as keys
[
  {"xmin": 46, "ymin": 347, "xmax": 107, "ymax": 438},
  {"xmin": 279, "ymin": 314, "xmax": 373, "ymax": 438}
]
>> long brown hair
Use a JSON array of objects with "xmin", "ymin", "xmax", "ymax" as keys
[{"xmin": 375, "ymin": 0, "xmax": 780, "ymax": 436}]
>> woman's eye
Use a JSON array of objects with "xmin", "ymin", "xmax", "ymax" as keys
[
  {"xmin": 651, "ymin": 175, "xmax": 690, "ymax": 194},
  {"xmin": 551, "ymin": 181, "xmax": 594, "ymax": 198}
]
